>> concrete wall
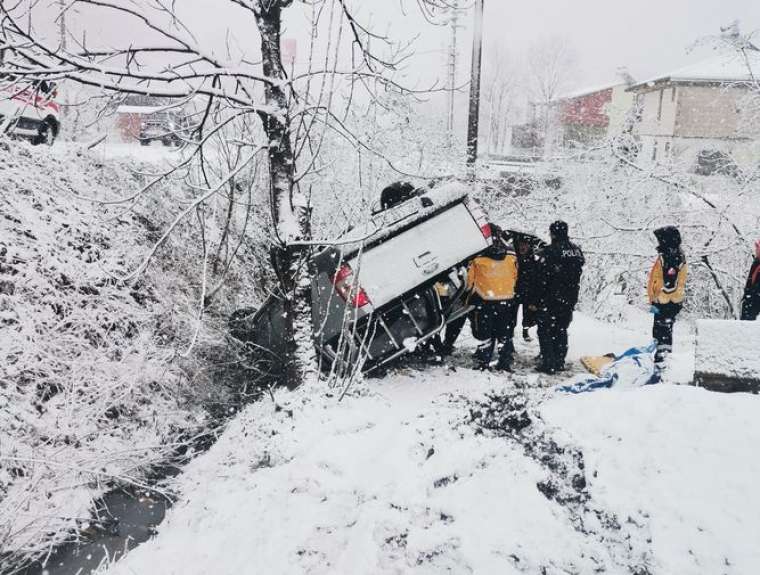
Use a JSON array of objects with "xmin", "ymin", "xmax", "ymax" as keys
[
  {"xmin": 605, "ymin": 85, "xmax": 636, "ymax": 135},
  {"xmin": 675, "ymin": 85, "xmax": 747, "ymax": 139},
  {"xmin": 633, "ymin": 82, "xmax": 759, "ymax": 169},
  {"xmin": 637, "ymin": 86, "xmax": 678, "ymax": 137}
]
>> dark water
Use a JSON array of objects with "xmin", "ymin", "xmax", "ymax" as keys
[
  {"xmin": 22, "ymin": 482, "xmax": 175, "ymax": 575},
  {"xmin": 9, "ymin": 395, "xmax": 260, "ymax": 574}
]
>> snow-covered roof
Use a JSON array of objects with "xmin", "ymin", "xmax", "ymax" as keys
[
  {"xmin": 554, "ymin": 81, "xmax": 624, "ymax": 102},
  {"xmin": 116, "ymin": 105, "xmax": 165, "ymax": 115},
  {"xmin": 630, "ymin": 51, "xmax": 760, "ymax": 90}
]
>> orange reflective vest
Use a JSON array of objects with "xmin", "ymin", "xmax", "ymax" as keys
[
  {"xmin": 467, "ymin": 254, "xmax": 518, "ymax": 301},
  {"xmin": 648, "ymin": 256, "xmax": 687, "ymax": 304}
]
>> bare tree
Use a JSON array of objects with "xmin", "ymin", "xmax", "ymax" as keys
[
  {"xmin": 0, "ymin": 0, "xmax": 452, "ymax": 388},
  {"xmin": 482, "ymin": 50, "xmax": 519, "ymax": 155},
  {"xmin": 526, "ymin": 36, "xmax": 577, "ymax": 152}
]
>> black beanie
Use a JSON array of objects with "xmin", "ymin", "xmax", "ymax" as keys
[{"xmin": 550, "ymin": 220, "xmax": 569, "ymax": 241}]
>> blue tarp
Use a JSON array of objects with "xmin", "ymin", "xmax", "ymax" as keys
[{"xmin": 558, "ymin": 341, "xmax": 660, "ymax": 394}]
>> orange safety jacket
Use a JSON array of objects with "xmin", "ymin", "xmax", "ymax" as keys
[
  {"xmin": 466, "ymin": 254, "xmax": 518, "ymax": 301},
  {"xmin": 648, "ymin": 256, "xmax": 688, "ymax": 304}
]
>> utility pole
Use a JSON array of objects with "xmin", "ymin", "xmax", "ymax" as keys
[
  {"xmin": 446, "ymin": 1, "xmax": 463, "ymax": 139},
  {"xmin": 58, "ymin": 0, "xmax": 67, "ymax": 51},
  {"xmin": 58, "ymin": 0, "xmax": 68, "ymax": 131},
  {"xmin": 466, "ymin": 0, "xmax": 484, "ymax": 172}
]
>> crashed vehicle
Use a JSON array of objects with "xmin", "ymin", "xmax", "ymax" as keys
[
  {"xmin": 230, "ymin": 181, "xmax": 492, "ymax": 376},
  {"xmin": 0, "ymin": 78, "xmax": 61, "ymax": 145}
]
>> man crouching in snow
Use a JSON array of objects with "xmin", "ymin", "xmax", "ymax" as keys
[
  {"xmin": 648, "ymin": 226, "xmax": 688, "ymax": 365},
  {"xmin": 466, "ymin": 225, "xmax": 519, "ymax": 371}
]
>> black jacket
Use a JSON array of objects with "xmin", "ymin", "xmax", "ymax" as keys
[
  {"xmin": 741, "ymin": 259, "xmax": 760, "ymax": 320},
  {"xmin": 508, "ymin": 232, "xmax": 546, "ymax": 303},
  {"xmin": 535, "ymin": 239, "xmax": 585, "ymax": 311}
]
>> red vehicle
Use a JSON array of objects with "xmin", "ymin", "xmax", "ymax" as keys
[{"xmin": 0, "ymin": 79, "xmax": 61, "ymax": 145}]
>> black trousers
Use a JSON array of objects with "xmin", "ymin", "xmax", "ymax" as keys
[
  {"xmin": 652, "ymin": 302, "xmax": 682, "ymax": 361},
  {"xmin": 472, "ymin": 299, "xmax": 517, "ymax": 366},
  {"xmin": 537, "ymin": 307, "xmax": 573, "ymax": 369},
  {"xmin": 517, "ymin": 296, "xmax": 538, "ymax": 329},
  {"xmin": 741, "ymin": 295, "xmax": 759, "ymax": 321}
]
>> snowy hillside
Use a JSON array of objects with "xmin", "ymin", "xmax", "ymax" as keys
[
  {"xmin": 0, "ymin": 142, "xmax": 259, "ymax": 565},
  {"xmin": 99, "ymin": 314, "xmax": 760, "ymax": 575}
]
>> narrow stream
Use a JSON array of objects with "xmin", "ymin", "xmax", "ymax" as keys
[
  {"xmin": 16, "ymin": 416, "xmax": 229, "ymax": 575},
  {"xmin": 21, "ymin": 466, "xmax": 180, "ymax": 575}
]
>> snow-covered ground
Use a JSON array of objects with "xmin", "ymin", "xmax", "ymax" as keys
[{"xmin": 100, "ymin": 310, "xmax": 760, "ymax": 575}]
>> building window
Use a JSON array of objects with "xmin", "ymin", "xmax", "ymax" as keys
[
  {"xmin": 657, "ymin": 89, "xmax": 664, "ymax": 121},
  {"xmin": 671, "ymin": 86, "xmax": 677, "ymax": 102},
  {"xmin": 652, "ymin": 141, "xmax": 658, "ymax": 161},
  {"xmin": 664, "ymin": 141, "xmax": 671, "ymax": 158}
]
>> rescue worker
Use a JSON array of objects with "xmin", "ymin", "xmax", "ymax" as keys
[
  {"xmin": 432, "ymin": 266, "xmax": 469, "ymax": 356},
  {"xmin": 466, "ymin": 225, "xmax": 519, "ymax": 371},
  {"xmin": 740, "ymin": 239, "xmax": 760, "ymax": 321},
  {"xmin": 512, "ymin": 232, "xmax": 546, "ymax": 342},
  {"xmin": 647, "ymin": 226, "xmax": 688, "ymax": 364},
  {"xmin": 535, "ymin": 221, "xmax": 585, "ymax": 374}
]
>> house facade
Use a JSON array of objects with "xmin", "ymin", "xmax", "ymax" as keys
[
  {"xmin": 548, "ymin": 81, "xmax": 636, "ymax": 149},
  {"xmin": 628, "ymin": 52, "xmax": 760, "ymax": 170}
]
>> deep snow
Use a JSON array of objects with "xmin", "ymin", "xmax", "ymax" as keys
[
  {"xmin": 0, "ymin": 140, "xmax": 258, "ymax": 564},
  {"xmin": 97, "ymin": 310, "xmax": 760, "ymax": 575}
]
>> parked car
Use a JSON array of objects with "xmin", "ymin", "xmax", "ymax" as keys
[
  {"xmin": 0, "ymin": 78, "xmax": 61, "ymax": 145},
  {"xmin": 694, "ymin": 149, "xmax": 740, "ymax": 178},
  {"xmin": 229, "ymin": 181, "xmax": 492, "ymax": 377},
  {"xmin": 139, "ymin": 111, "xmax": 188, "ymax": 146}
]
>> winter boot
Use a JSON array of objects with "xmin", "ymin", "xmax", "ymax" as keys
[
  {"xmin": 654, "ymin": 344, "xmax": 671, "ymax": 366},
  {"xmin": 536, "ymin": 351, "xmax": 557, "ymax": 374},
  {"xmin": 495, "ymin": 357, "xmax": 514, "ymax": 372},
  {"xmin": 473, "ymin": 341, "xmax": 494, "ymax": 370},
  {"xmin": 535, "ymin": 362, "xmax": 556, "ymax": 375}
]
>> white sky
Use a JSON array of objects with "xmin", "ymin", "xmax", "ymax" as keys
[
  {"xmin": 359, "ymin": 0, "xmax": 760, "ymax": 91},
  {"xmin": 23, "ymin": 0, "xmax": 760, "ymax": 98}
]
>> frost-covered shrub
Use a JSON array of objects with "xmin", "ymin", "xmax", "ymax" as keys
[
  {"xmin": 476, "ymin": 145, "xmax": 759, "ymax": 322},
  {"xmin": 0, "ymin": 141, "xmax": 266, "ymax": 567}
]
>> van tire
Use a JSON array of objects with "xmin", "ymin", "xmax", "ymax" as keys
[{"xmin": 32, "ymin": 119, "xmax": 57, "ymax": 146}]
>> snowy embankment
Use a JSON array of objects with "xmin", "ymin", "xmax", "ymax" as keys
[
  {"xmin": 0, "ymin": 141, "xmax": 255, "ymax": 566},
  {"xmin": 104, "ymin": 313, "xmax": 760, "ymax": 575}
]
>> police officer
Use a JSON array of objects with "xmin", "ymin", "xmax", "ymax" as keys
[{"xmin": 535, "ymin": 221, "xmax": 585, "ymax": 374}]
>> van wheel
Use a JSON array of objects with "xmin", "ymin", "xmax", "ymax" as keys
[{"xmin": 32, "ymin": 120, "xmax": 56, "ymax": 146}]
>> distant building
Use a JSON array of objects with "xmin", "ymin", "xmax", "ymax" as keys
[
  {"xmin": 628, "ymin": 51, "xmax": 760, "ymax": 171},
  {"xmin": 548, "ymin": 80, "xmax": 636, "ymax": 149},
  {"xmin": 510, "ymin": 121, "xmax": 543, "ymax": 153},
  {"xmin": 115, "ymin": 105, "xmax": 166, "ymax": 142}
]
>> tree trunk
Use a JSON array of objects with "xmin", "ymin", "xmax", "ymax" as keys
[{"xmin": 254, "ymin": 1, "xmax": 317, "ymax": 388}]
